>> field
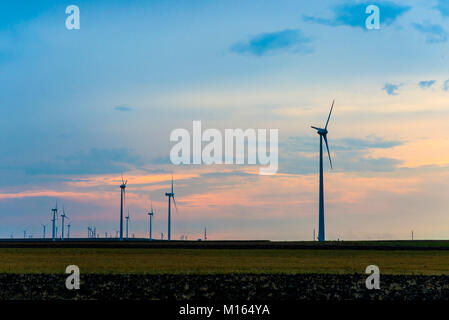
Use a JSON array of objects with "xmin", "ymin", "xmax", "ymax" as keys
[{"xmin": 2, "ymin": 246, "xmax": 449, "ymax": 275}]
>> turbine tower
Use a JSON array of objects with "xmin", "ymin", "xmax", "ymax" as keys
[
  {"xmin": 42, "ymin": 224, "xmax": 46, "ymax": 239},
  {"xmin": 165, "ymin": 176, "xmax": 177, "ymax": 241},
  {"xmin": 311, "ymin": 100, "xmax": 334, "ymax": 242},
  {"xmin": 51, "ymin": 202, "xmax": 58, "ymax": 241},
  {"xmin": 148, "ymin": 202, "xmax": 154, "ymax": 241},
  {"xmin": 125, "ymin": 209, "xmax": 130, "ymax": 239},
  {"xmin": 119, "ymin": 174, "xmax": 127, "ymax": 241},
  {"xmin": 60, "ymin": 207, "xmax": 68, "ymax": 240},
  {"xmin": 67, "ymin": 224, "xmax": 71, "ymax": 239}
]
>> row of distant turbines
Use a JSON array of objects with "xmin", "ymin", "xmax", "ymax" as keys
[
  {"xmin": 35, "ymin": 174, "xmax": 188, "ymax": 241},
  {"xmin": 117, "ymin": 174, "xmax": 172, "ymax": 241}
]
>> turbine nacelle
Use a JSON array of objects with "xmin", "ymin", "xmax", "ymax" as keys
[{"xmin": 311, "ymin": 126, "xmax": 328, "ymax": 135}]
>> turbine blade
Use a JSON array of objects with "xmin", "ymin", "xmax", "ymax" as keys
[
  {"xmin": 311, "ymin": 126, "xmax": 320, "ymax": 130},
  {"xmin": 325, "ymin": 99, "xmax": 334, "ymax": 130},
  {"xmin": 171, "ymin": 175, "xmax": 174, "ymax": 193},
  {"xmin": 323, "ymin": 134, "xmax": 333, "ymax": 169},
  {"xmin": 172, "ymin": 196, "xmax": 178, "ymax": 213}
]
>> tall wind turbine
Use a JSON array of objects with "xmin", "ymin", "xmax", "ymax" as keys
[
  {"xmin": 61, "ymin": 207, "xmax": 68, "ymax": 240},
  {"xmin": 148, "ymin": 202, "xmax": 154, "ymax": 241},
  {"xmin": 119, "ymin": 174, "xmax": 127, "ymax": 241},
  {"xmin": 165, "ymin": 176, "xmax": 177, "ymax": 241},
  {"xmin": 125, "ymin": 209, "xmax": 130, "ymax": 239},
  {"xmin": 42, "ymin": 224, "xmax": 46, "ymax": 239},
  {"xmin": 67, "ymin": 224, "xmax": 71, "ymax": 239},
  {"xmin": 51, "ymin": 202, "xmax": 58, "ymax": 241},
  {"xmin": 311, "ymin": 100, "xmax": 334, "ymax": 242}
]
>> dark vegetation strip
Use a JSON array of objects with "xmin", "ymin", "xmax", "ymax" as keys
[{"xmin": 1, "ymin": 239, "xmax": 449, "ymax": 250}]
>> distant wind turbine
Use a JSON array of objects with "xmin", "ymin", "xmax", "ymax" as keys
[
  {"xmin": 42, "ymin": 224, "xmax": 46, "ymax": 239},
  {"xmin": 126, "ymin": 209, "xmax": 130, "ymax": 239},
  {"xmin": 119, "ymin": 174, "xmax": 127, "ymax": 241},
  {"xmin": 51, "ymin": 202, "xmax": 58, "ymax": 241},
  {"xmin": 311, "ymin": 100, "xmax": 335, "ymax": 242},
  {"xmin": 165, "ymin": 175, "xmax": 177, "ymax": 241},
  {"xmin": 61, "ymin": 207, "xmax": 68, "ymax": 240},
  {"xmin": 148, "ymin": 202, "xmax": 154, "ymax": 241},
  {"xmin": 23, "ymin": 230, "xmax": 26, "ymax": 239},
  {"xmin": 67, "ymin": 224, "xmax": 71, "ymax": 239}
]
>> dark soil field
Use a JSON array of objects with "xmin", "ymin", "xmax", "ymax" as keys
[{"xmin": 1, "ymin": 273, "xmax": 449, "ymax": 300}]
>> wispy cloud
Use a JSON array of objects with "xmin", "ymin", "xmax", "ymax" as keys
[
  {"xmin": 418, "ymin": 80, "xmax": 436, "ymax": 89},
  {"xmin": 303, "ymin": 1, "xmax": 410, "ymax": 29},
  {"xmin": 25, "ymin": 148, "xmax": 143, "ymax": 175},
  {"xmin": 435, "ymin": 0, "xmax": 449, "ymax": 17},
  {"xmin": 230, "ymin": 29, "xmax": 312, "ymax": 56},
  {"xmin": 444, "ymin": 79, "xmax": 449, "ymax": 91},
  {"xmin": 382, "ymin": 83, "xmax": 400, "ymax": 95},
  {"xmin": 413, "ymin": 22, "xmax": 448, "ymax": 43},
  {"xmin": 279, "ymin": 136, "xmax": 403, "ymax": 174},
  {"xmin": 114, "ymin": 105, "xmax": 133, "ymax": 112}
]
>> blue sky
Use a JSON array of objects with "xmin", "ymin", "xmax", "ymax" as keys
[{"xmin": 1, "ymin": 0, "xmax": 449, "ymax": 240}]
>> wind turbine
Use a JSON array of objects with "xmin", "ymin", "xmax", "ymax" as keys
[
  {"xmin": 119, "ymin": 174, "xmax": 127, "ymax": 241},
  {"xmin": 67, "ymin": 224, "xmax": 71, "ymax": 239},
  {"xmin": 51, "ymin": 202, "xmax": 58, "ymax": 241},
  {"xmin": 165, "ymin": 175, "xmax": 177, "ymax": 241},
  {"xmin": 23, "ymin": 230, "xmax": 26, "ymax": 239},
  {"xmin": 148, "ymin": 202, "xmax": 154, "ymax": 241},
  {"xmin": 42, "ymin": 224, "xmax": 46, "ymax": 239},
  {"xmin": 125, "ymin": 209, "xmax": 130, "ymax": 239},
  {"xmin": 204, "ymin": 227, "xmax": 207, "ymax": 240},
  {"xmin": 311, "ymin": 100, "xmax": 334, "ymax": 242},
  {"xmin": 61, "ymin": 207, "xmax": 68, "ymax": 240}
]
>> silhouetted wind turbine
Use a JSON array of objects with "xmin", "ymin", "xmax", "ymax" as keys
[
  {"xmin": 67, "ymin": 224, "xmax": 71, "ymax": 239},
  {"xmin": 311, "ymin": 100, "xmax": 334, "ymax": 242},
  {"xmin": 148, "ymin": 202, "xmax": 154, "ymax": 241},
  {"xmin": 51, "ymin": 202, "xmax": 58, "ymax": 241},
  {"xmin": 42, "ymin": 224, "xmax": 46, "ymax": 239},
  {"xmin": 61, "ymin": 207, "xmax": 68, "ymax": 240},
  {"xmin": 165, "ymin": 175, "xmax": 177, "ymax": 241},
  {"xmin": 125, "ymin": 209, "xmax": 130, "ymax": 239},
  {"xmin": 119, "ymin": 174, "xmax": 127, "ymax": 241}
]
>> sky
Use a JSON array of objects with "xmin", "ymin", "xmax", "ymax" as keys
[{"xmin": 1, "ymin": 0, "xmax": 449, "ymax": 240}]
